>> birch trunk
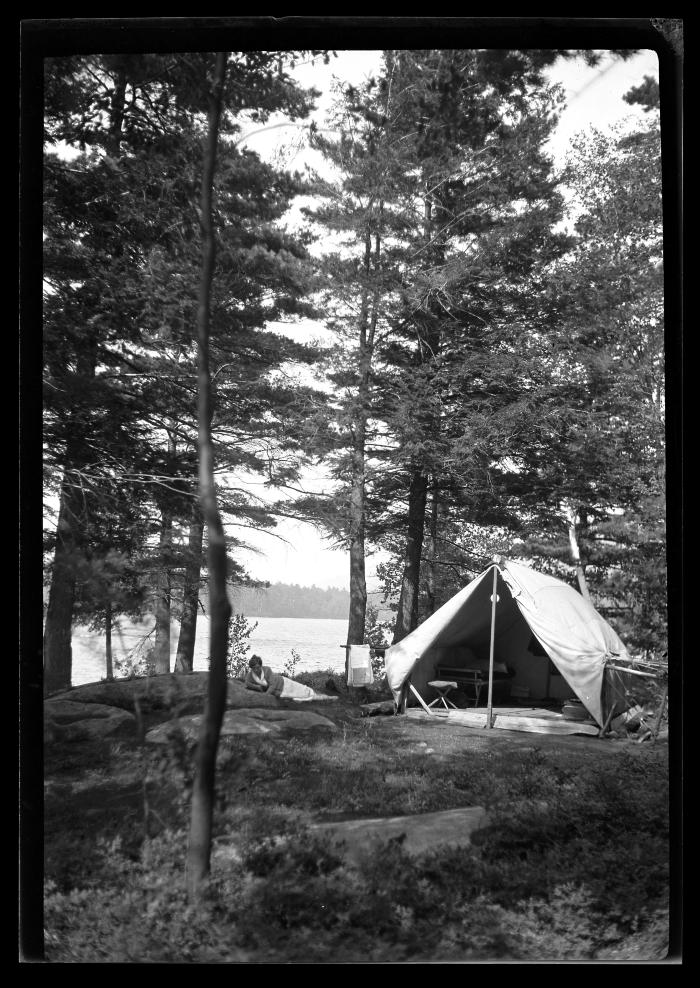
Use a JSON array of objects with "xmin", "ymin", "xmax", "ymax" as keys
[{"xmin": 565, "ymin": 504, "xmax": 591, "ymax": 601}]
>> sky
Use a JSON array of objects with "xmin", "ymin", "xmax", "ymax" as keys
[
  {"xmin": 237, "ymin": 48, "xmax": 659, "ymax": 169},
  {"xmin": 230, "ymin": 47, "xmax": 661, "ymax": 592}
]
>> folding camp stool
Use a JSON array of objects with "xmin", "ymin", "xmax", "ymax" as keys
[{"xmin": 427, "ymin": 680, "xmax": 459, "ymax": 711}]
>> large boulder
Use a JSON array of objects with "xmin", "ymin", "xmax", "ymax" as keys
[
  {"xmin": 308, "ymin": 806, "xmax": 489, "ymax": 867},
  {"xmin": 145, "ymin": 707, "xmax": 338, "ymax": 744},
  {"xmin": 49, "ymin": 673, "xmax": 279, "ymax": 716},
  {"xmin": 44, "ymin": 699, "xmax": 136, "ymax": 743}
]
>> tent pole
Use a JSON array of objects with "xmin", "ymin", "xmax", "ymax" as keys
[{"xmin": 486, "ymin": 564, "xmax": 498, "ymax": 729}]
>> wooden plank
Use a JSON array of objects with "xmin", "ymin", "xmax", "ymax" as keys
[
  {"xmin": 494, "ymin": 706, "xmax": 554, "ymax": 719},
  {"xmin": 405, "ymin": 707, "xmax": 599, "ymax": 736},
  {"xmin": 430, "ymin": 709, "xmax": 489, "ymax": 729},
  {"xmin": 493, "ymin": 714, "xmax": 599, "ymax": 736}
]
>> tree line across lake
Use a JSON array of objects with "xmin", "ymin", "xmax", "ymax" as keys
[
  {"xmin": 228, "ymin": 581, "xmax": 350, "ymax": 619},
  {"xmin": 224, "ymin": 583, "xmax": 393, "ymax": 620}
]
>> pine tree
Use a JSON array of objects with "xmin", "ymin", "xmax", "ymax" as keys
[
  {"xmin": 301, "ymin": 49, "xmax": 578, "ymax": 646},
  {"xmin": 361, "ymin": 50, "xmax": 572, "ymax": 639},
  {"xmin": 43, "ymin": 52, "xmax": 326, "ymax": 691},
  {"xmin": 511, "ymin": 89, "xmax": 665, "ymax": 655},
  {"xmin": 300, "ymin": 70, "xmax": 411, "ymax": 656}
]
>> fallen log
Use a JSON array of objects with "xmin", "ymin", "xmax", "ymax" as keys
[{"xmin": 359, "ymin": 700, "xmax": 396, "ymax": 717}]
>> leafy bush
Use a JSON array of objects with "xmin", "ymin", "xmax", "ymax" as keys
[
  {"xmin": 226, "ymin": 613, "xmax": 258, "ymax": 679},
  {"xmin": 113, "ymin": 643, "xmax": 156, "ymax": 679},
  {"xmin": 283, "ymin": 647, "xmax": 301, "ymax": 678}
]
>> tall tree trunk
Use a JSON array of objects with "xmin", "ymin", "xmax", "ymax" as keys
[
  {"xmin": 345, "ymin": 226, "xmax": 381, "ymax": 664},
  {"xmin": 390, "ymin": 188, "xmax": 437, "ymax": 645},
  {"xmin": 392, "ymin": 468, "xmax": 429, "ymax": 643},
  {"xmin": 347, "ymin": 429, "xmax": 367, "ymax": 649},
  {"xmin": 153, "ymin": 508, "xmax": 173, "ymax": 674},
  {"xmin": 105, "ymin": 597, "xmax": 113, "ymax": 680},
  {"xmin": 424, "ymin": 480, "xmax": 439, "ymax": 617},
  {"xmin": 175, "ymin": 512, "xmax": 204, "ymax": 673},
  {"xmin": 43, "ymin": 475, "xmax": 80, "ymax": 695},
  {"xmin": 187, "ymin": 52, "xmax": 231, "ymax": 899}
]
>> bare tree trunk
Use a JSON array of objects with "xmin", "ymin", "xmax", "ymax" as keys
[
  {"xmin": 345, "ymin": 226, "xmax": 381, "ymax": 667},
  {"xmin": 153, "ymin": 508, "xmax": 173, "ymax": 674},
  {"xmin": 424, "ymin": 480, "xmax": 439, "ymax": 617},
  {"xmin": 105, "ymin": 597, "xmax": 113, "ymax": 680},
  {"xmin": 43, "ymin": 476, "xmax": 79, "ymax": 695},
  {"xmin": 392, "ymin": 468, "xmax": 429, "ymax": 643},
  {"xmin": 347, "ymin": 434, "xmax": 367, "ymax": 648},
  {"xmin": 390, "ymin": 189, "xmax": 437, "ymax": 645},
  {"xmin": 187, "ymin": 52, "xmax": 231, "ymax": 899},
  {"xmin": 175, "ymin": 512, "xmax": 204, "ymax": 673}
]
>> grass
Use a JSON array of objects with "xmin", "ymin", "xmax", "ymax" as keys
[{"xmin": 40, "ymin": 676, "xmax": 671, "ymax": 964}]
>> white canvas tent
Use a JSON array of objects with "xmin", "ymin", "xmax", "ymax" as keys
[{"xmin": 384, "ymin": 558, "xmax": 631, "ymax": 727}]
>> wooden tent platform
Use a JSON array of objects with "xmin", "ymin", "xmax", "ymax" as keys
[{"xmin": 405, "ymin": 704, "xmax": 600, "ymax": 736}]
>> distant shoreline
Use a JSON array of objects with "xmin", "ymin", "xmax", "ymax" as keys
[{"xmin": 226, "ymin": 582, "xmax": 394, "ymax": 622}]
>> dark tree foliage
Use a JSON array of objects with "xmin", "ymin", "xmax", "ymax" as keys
[
  {"xmin": 43, "ymin": 51, "xmax": 327, "ymax": 692},
  {"xmin": 510, "ymin": 99, "xmax": 665, "ymax": 657},
  {"xmin": 303, "ymin": 48, "xmax": 575, "ymax": 642}
]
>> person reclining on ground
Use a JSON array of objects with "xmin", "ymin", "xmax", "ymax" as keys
[{"xmin": 244, "ymin": 654, "xmax": 337, "ymax": 702}]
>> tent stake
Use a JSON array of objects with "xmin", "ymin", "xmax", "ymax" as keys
[
  {"xmin": 486, "ymin": 564, "xmax": 498, "ymax": 729},
  {"xmin": 598, "ymin": 704, "xmax": 617, "ymax": 739}
]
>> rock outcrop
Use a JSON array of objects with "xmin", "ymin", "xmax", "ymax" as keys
[
  {"xmin": 49, "ymin": 672, "xmax": 279, "ymax": 716},
  {"xmin": 308, "ymin": 806, "xmax": 489, "ymax": 867},
  {"xmin": 146, "ymin": 707, "xmax": 338, "ymax": 744},
  {"xmin": 211, "ymin": 806, "xmax": 489, "ymax": 870},
  {"xmin": 44, "ymin": 699, "xmax": 136, "ymax": 743},
  {"xmin": 44, "ymin": 673, "xmax": 341, "ymax": 744}
]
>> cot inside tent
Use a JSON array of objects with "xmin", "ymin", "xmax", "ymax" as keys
[{"xmin": 383, "ymin": 559, "xmax": 631, "ymax": 727}]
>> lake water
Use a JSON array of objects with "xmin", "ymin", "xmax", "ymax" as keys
[{"xmin": 70, "ymin": 615, "xmax": 349, "ymax": 687}]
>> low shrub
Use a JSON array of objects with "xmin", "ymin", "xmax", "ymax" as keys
[{"xmin": 42, "ymin": 695, "xmax": 670, "ymax": 962}]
